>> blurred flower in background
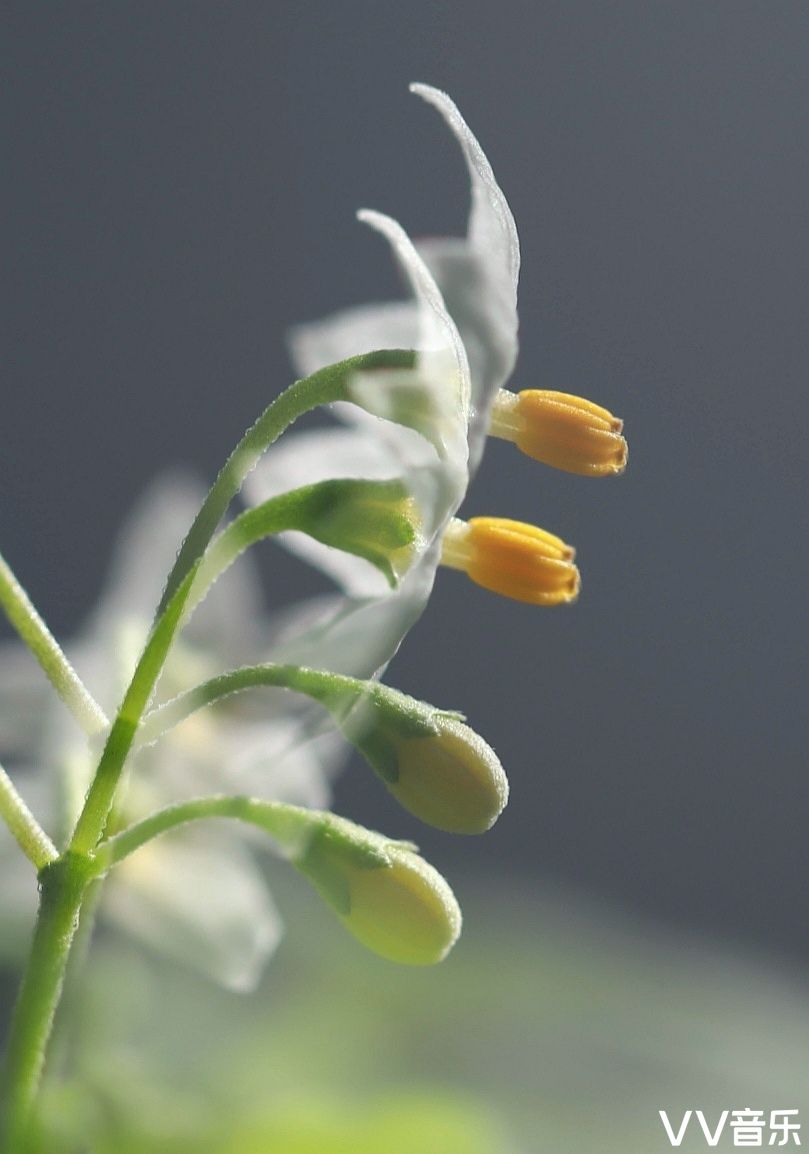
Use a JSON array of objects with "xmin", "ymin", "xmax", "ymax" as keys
[{"xmin": 0, "ymin": 474, "xmax": 347, "ymax": 989}]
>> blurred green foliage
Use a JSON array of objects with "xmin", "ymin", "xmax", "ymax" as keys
[{"xmin": 7, "ymin": 871, "xmax": 809, "ymax": 1153}]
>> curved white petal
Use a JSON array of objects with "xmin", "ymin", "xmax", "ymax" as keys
[
  {"xmin": 357, "ymin": 209, "xmax": 472, "ymax": 434},
  {"xmin": 257, "ymin": 212, "xmax": 480, "ymax": 681},
  {"xmin": 416, "ymin": 237, "xmax": 517, "ymax": 472},
  {"xmin": 274, "ymin": 539, "xmax": 442, "ymax": 680},
  {"xmin": 409, "ymin": 86, "xmax": 522, "ymax": 474},
  {"xmin": 410, "ymin": 83, "xmax": 520, "ymax": 298}
]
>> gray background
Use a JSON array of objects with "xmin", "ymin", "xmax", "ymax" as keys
[{"xmin": 2, "ymin": 1, "xmax": 807, "ymax": 964}]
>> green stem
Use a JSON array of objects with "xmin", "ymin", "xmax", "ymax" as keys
[
  {"xmin": 183, "ymin": 476, "xmax": 413, "ymax": 622},
  {"xmin": 95, "ymin": 796, "xmax": 312, "ymax": 871},
  {"xmin": 0, "ymin": 552, "xmax": 108, "ymax": 737},
  {"xmin": 0, "ymin": 350, "xmax": 416, "ymax": 1146},
  {"xmin": 183, "ymin": 491, "xmax": 311, "ymax": 622},
  {"xmin": 158, "ymin": 349, "xmax": 415, "ymax": 614},
  {"xmin": 137, "ymin": 662, "xmax": 364, "ymax": 747},
  {"xmin": 0, "ymin": 762, "xmax": 57, "ymax": 870},
  {"xmin": 68, "ymin": 569, "xmax": 196, "ymax": 856},
  {"xmin": 46, "ymin": 878, "xmax": 104, "ymax": 1084},
  {"xmin": 1, "ymin": 854, "xmax": 93, "ymax": 1150}
]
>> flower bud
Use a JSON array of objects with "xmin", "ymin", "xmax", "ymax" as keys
[
  {"xmin": 440, "ymin": 516, "xmax": 579, "ymax": 605},
  {"xmin": 490, "ymin": 388, "xmax": 627, "ymax": 477},
  {"xmin": 346, "ymin": 700, "xmax": 508, "ymax": 834},
  {"xmin": 294, "ymin": 813, "xmax": 462, "ymax": 965}
]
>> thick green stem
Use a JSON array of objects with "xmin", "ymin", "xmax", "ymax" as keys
[
  {"xmin": 1, "ymin": 854, "xmax": 93, "ymax": 1150},
  {"xmin": 0, "ymin": 552, "xmax": 108, "ymax": 737}
]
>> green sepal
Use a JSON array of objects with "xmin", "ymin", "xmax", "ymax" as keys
[
  {"xmin": 281, "ymin": 478, "xmax": 417, "ymax": 587},
  {"xmin": 194, "ymin": 479, "xmax": 418, "ymax": 613}
]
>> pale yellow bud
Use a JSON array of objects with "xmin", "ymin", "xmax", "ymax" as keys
[
  {"xmin": 351, "ymin": 710, "xmax": 508, "ymax": 834},
  {"xmin": 295, "ymin": 814, "xmax": 462, "ymax": 965}
]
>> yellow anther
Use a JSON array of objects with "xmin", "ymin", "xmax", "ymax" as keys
[
  {"xmin": 440, "ymin": 517, "xmax": 580, "ymax": 606},
  {"xmin": 490, "ymin": 388, "xmax": 627, "ymax": 476}
]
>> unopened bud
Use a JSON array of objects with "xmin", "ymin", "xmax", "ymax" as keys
[
  {"xmin": 345, "ymin": 696, "xmax": 508, "ymax": 834},
  {"xmin": 294, "ymin": 813, "xmax": 462, "ymax": 965},
  {"xmin": 490, "ymin": 389, "xmax": 627, "ymax": 477},
  {"xmin": 441, "ymin": 516, "xmax": 579, "ymax": 605}
]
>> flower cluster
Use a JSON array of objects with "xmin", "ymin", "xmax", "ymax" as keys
[{"xmin": 0, "ymin": 85, "xmax": 626, "ymax": 987}]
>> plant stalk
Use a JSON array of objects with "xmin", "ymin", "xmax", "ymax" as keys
[{"xmin": 1, "ymin": 854, "xmax": 93, "ymax": 1151}]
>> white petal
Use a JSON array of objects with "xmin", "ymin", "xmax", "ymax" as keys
[
  {"xmin": 274, "ymin": 541, "xmax": 441, "ymax": 680},
  {"xmin": 105, "ymin": 832, "xmax": 281, "ymax": 991},
  {"xmin": 410, "ymin": 83, "xmax": 520, "ymax": 298},
  {"xmin": 222, "ymin": 722, "xmax": 345, "ymax": 810},
  {"xmin": 357, "ymin": 209, "xmax": 472, "ymax": 428},
  {"xmin": 405, "ymin": 86, "xmax": 523, "ymax": 482},
  {"xmin": 246, "ymin": 427, "xmax": 400, "ymax": 500},
  {"xmin": 289, "ymin": 301, "xmax": 419, "ymax": 378},
  {"xmin": 416, "ymin": 237, "xmax": 517, "ymax": 472}
]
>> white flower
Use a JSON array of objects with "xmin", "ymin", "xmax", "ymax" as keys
[
  {"xmin": 1, "ymin": 85, "xmax": 529, "ymax": 985},
  {"xmin": 245, "ymin": 84, "xmax": 520, "ymax": 677},
  {"xmin": 0, "ymin": 476, "xmax": 345, "ymax": 989}
]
